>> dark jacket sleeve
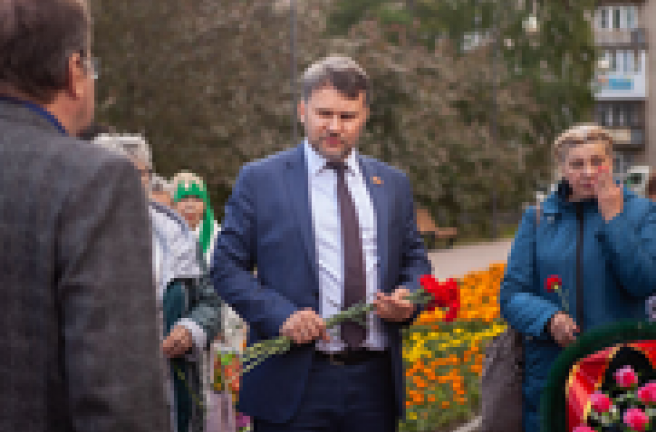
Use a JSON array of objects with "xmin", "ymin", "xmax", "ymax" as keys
[
  {"xmin": 185, "ymin": 275, "xmax": 223, "ymax": 346},
  {"xmin": 596, "ymin": 199, "xmax": 656, "ymax": 298},
  {"xmin": 210, "ymin": 165, "xmax": 298, "ymax": 339},
  {"xmin": 56, "ymin": 156, "xmax": 170, "ymax": 432},
  {"xmin": 499, "ymin": 207, "xmax": 560, "ymax": 340}
]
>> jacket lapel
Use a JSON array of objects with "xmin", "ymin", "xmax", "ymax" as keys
[
  {"xmin": 284, "ymin": 144, "xmax": 319, "ymax": 284},
  {"xmin": 359, "ymin": 156, "xmax": 390, "ymax": 293}
]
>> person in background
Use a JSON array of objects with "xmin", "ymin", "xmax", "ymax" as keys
[
  {"xmin": 500, "ymin": 123, "xmax": 656, "ymax": 431},
  {"xmin": 646, "ymin": 172, "xmax": 656, "ymax": 202},
  {"xmin": 94, "ymin": 134, "xmax": 222, "ymax": 432},
  {"xmin": 171, "ymin": 171, "xmax": 221, "ymax": 265},
  {"xmin": 0, "ymin": 1, "xmax": 170, "ymax": 431},
  {"xmin": 152, "ymin": 174, "xmax": 175, "ymax": 208},
  {"xmin": 171, "ymin": 172, "xmax": 246, "ymax": 353}
]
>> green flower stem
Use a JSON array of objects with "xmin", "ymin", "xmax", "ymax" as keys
[
  {"xmin": 234, "ymin": 289, "xmax": 435, "ymax": 381},
  {"xmin": 554, "ymin": 285, "xmax": 570, "ymax": 315}
]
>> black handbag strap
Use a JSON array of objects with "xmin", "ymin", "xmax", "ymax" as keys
[{"xmin": 575, "ymin": 203, "xmax": 584, "ymax": 330}]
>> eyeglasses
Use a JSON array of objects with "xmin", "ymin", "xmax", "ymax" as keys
[
  {"xmin": 77, "ymin": 50, "xmax": 99, "ymax": 80},
  {"xmin": 88, "ymin": 57, "xmax": 100, "ymax": 80}
]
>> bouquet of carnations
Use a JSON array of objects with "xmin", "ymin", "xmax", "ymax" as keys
[{"xmin": 238, "ymin": 275, "xmax": 460, "ymax": 377}]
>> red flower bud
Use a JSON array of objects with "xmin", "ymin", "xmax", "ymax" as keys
[
  {"xmin": 624, "ymin": 408, "xmax": 649, "ymax": 432},
  {"xmin": 590, "ymin": 392, "xmax": 612, "ymax": 414},
  {"xmin": 615, "ymin": 366, "xmax": 639, "ymax": 388}
]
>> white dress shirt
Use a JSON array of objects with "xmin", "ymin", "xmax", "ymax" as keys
[{"xmin": 304, "ymin": 140, "xmax": 387, "ymax": 352}]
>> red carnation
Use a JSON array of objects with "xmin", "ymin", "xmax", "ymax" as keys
[
  {"xmin": 545, "ymin": 275, "xmax": 562, "ymax": 292},
  {"xmin": 590, "ymin": 392, "xmax": 612, "ymax": 414},
  {"xmin": 624, "ymin": 408, "xmax": 649, "ymax": 432},
  {"xmin": 419, "ymin": 276, "xmax": 460, "ymax": 322}
]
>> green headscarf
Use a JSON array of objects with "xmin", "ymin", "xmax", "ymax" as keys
[{"xmin": 173, "ymin": 176, "xmax": 216, "ymax": 259}]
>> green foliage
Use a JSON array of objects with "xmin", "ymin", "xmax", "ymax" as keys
[{"xmin": 328, "ymin": 0, "xmax": 598, "ymax": 235}]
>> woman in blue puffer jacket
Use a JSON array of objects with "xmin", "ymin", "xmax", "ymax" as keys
[{"xmin": 499, "ymin": 123, "xmax": 656, "ymax": 432}]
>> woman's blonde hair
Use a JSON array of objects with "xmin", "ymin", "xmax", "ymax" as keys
[{"xmin": 553, "ymin": 123, "xmax": 614, "ymax": 164}]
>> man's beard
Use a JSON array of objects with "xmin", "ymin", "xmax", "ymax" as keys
[{"xmin": 309, "ymin": 134, "xmax": 353, "ymax": 162}]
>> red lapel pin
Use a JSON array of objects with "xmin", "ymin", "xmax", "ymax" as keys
[{"xmin": 372, "ymin": 176, "xmax": 383, "ymax": 185}]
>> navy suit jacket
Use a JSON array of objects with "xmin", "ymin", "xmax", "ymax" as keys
[{"xmin": 211, "ymin": 144, "xmax": 432, "ymax": 423}]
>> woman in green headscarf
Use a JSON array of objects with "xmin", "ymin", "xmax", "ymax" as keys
[
  {"xmin": 172, "ymin": 172, "xmax": 246, "ymax": 354},
  {"xmin": 171, "ymin": 171, "xmax": 220, "ymax": 266}
]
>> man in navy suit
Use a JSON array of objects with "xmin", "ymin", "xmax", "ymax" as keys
[{"xmin": 211, "ymin": 55, "xmax": 432, "ymax": 432}]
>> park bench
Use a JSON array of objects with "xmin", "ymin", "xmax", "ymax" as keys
[{"xmin": 415, "ymin": 207, "xmax": 458, "ymax": 249}]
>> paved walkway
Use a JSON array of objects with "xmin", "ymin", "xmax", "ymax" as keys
[{"xmin": 428, "ymin": 240, "xmax": 513, "ymax": 279}]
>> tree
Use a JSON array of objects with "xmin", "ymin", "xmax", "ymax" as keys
[
  {"xmin": 89, "ymin": 0, "xmax": 590, "ymax": 235},
  {"xmin": 90, "ymin": 0, "xmax": 331, "ymax": 209},
  {"xmin": 328, "ymin": 0, "xmax": 598, "ymax": 234}
]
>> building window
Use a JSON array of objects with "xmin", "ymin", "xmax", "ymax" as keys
[
  {"xmin": 613, "ymin": 8, "xmax": 622, "ymax": 30},
  {"xmin": 626, "ymin": 6, "xmax": 637, "ymax": 30},
  {"xmin": 633, "ymin": 51, "xmax": 642, "ymax": 73},
  {"xmin": 614, "ymin": 152, "xmax": 633, "ymax": 176},
  {"xmin": 609, "ymin": 51, "xmax": 618, "ymax": 72},
  {"xmin": 599, "ymin": 8, "xmax": 609, "ymax": 29},
  {"xmin": 595, "ymin": 105, "xmax": 605, "ymax": 126},
  {"xmin": 617, "ymin": 105, "xmax": 626, "ymax": 127},
  {"xmin": 623, "ymin": 51, "xmax": 633, "ymax": 73},
  {"xmin": 630, "ymin": 103, "xmax": 643, "ymax": 127}
]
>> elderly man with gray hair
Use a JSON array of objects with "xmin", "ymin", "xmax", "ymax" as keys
[
  {"xmin": 0, "ymin": 1, "xmax": 170, "ymax": 432},
  {"xmin": 94, "ymin": 133, "xmax": 222, "ymax": 432}
]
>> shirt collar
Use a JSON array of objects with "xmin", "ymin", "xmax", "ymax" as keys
[
  {"xmin": 303, "ymin": 139, "xmax": 360, "ymax": 178},
  {"xmin": 0, "ymin": 96, "xmax": 68, "ymax": 135}
]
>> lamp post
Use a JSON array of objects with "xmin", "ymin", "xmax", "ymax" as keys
[
  {"xmin": 490, "ymin": 3, "xmax": 500, "ymax": 239},
  {"xmin": 291, "ymin": 0, "xmax": 298, "ymax": 145}
]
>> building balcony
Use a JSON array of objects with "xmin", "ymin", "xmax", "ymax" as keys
[
  {"xmin": 608, "ymin": 127, "xmax": 645, "ymax": 149},
  {"xmin": 594, "ymin": 28, "xmax": 647, "ymax": 48}
]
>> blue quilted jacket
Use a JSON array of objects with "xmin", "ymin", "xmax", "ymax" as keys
[{"xmin": 500, "ymin": 180, "xmax": 656, "ymax": 431}]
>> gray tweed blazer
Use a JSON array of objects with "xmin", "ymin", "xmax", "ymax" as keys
[{"xmin": 0, "ymin": 100, "xmax": 171, "ymax": 432}]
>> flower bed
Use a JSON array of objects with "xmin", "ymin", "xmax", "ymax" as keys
[{"xmin": 401, "ymin": 263, "xmax": 507, "ymax": 432}]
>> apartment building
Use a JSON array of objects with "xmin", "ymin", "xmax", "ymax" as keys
[{"xmin": 593, "ymin": 1, "xmax": 655, "ymax": 174}]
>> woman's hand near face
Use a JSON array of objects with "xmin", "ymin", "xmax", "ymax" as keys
[{"xmin": 594, "ymin": 166, "xmax": 623, "ymax": 222}]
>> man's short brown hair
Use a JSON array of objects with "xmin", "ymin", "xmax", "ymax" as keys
[
  {"xmin": 0, "ymin": 0, "xmax": 91, "ymax": 103},
  {"xmin": 301, "ymin": 55, "xmax": 371, "ymax": 106}
]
